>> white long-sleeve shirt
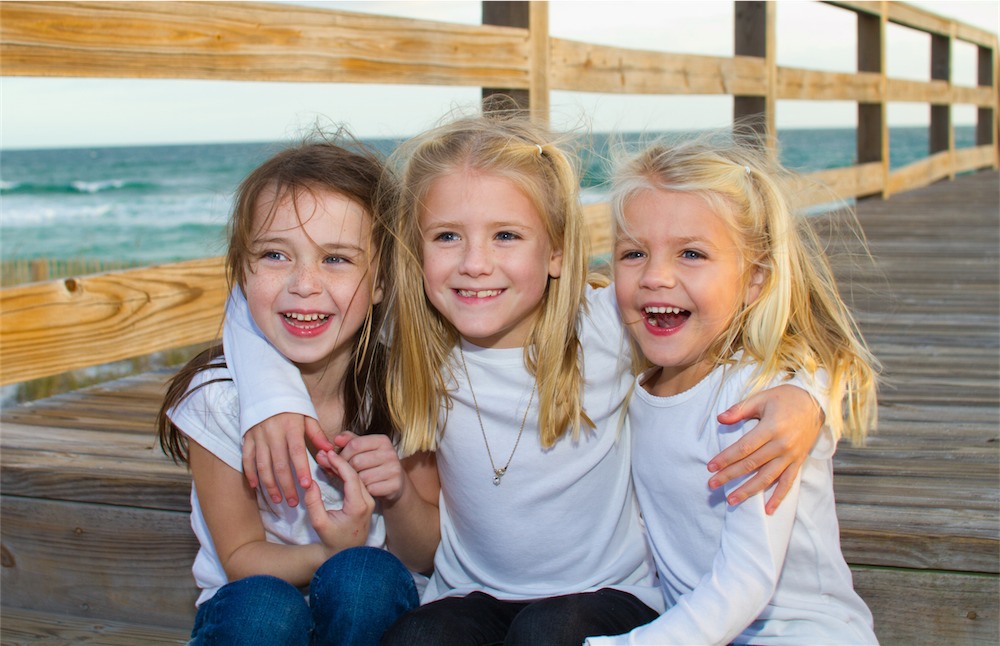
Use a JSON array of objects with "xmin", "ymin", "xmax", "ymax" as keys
[{"xmin": 588, "ymin": 363, "xmax": 876, "ymax": 645}]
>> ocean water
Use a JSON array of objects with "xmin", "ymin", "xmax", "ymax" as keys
[{"xmin": 0, "ymin": 127, "xmax": 978, "ymax": 269}]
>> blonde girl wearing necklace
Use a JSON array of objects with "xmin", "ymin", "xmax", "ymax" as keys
[{"xmin": 223, "ymin": 108, "xmax": 826, "ymax": 644}]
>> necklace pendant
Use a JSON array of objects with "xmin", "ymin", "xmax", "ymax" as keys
[{"xmin": 493, "ymin": 468, "xmax": 506, "ymax": 486}]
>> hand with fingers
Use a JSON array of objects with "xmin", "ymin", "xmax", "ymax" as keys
[
  {"xmin": 307, "ymin": 449, "xmax": 376, "ymax": 553},
  {"xmin": 332, "ymin": 432, "xmax": 408, "ymax": 504},
  {"xmin": 241, "ymin": 412, "xmax": 334, "ymax": 507},
  {"xmin": 707, "ymin": 384, "xmax": 825, "ymax": 514}
]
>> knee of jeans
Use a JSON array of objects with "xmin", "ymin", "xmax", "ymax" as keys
[
  {"xmin": 315, "ymin": 548, "xmax": 414, "ymax": 594},
  {"xmin": 195, "ymin": 575, "xmax": 310, "ymax": 644},
  {"xmin": 312, "ymin": 547, "xmax": 418, "ymax": 615}
]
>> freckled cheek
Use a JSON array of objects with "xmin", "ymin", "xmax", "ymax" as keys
[{"xmin": 245, "ymin": 274, "xmax": 289, "ymax": 310}]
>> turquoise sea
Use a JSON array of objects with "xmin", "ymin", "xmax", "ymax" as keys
[{"xmin": 0, "ymin": 126, "xmax": 980, "ymax": 267}]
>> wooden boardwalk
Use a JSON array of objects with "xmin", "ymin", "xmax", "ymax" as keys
[{"xmin": 1, "ymin": 170, "xmax": 998, "ymax": 644}]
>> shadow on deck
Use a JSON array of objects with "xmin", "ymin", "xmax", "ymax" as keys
[{"xmin": 1, "ymin": 171, "xmax": 998, "ymax": 645}]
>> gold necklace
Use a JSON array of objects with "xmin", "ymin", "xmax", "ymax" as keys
[{"xmin": 459, "ymin": 347, "xmax": 536, "ymax": 486}]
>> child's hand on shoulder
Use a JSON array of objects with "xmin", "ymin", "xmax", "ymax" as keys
[
  {"xmin": 305, "ymin": 449, "xmax": 375, "ymax": 551},
  {"xmin": 242, "ymin": 413, "xmax": 334, "ymax": 507},
  {"xmin": 333, "ymin": 432, "xmax": 407, "ymax": 504},
  {"xmin": 708, "ymin": 384, "xmax": 824, "ymax": 513}
]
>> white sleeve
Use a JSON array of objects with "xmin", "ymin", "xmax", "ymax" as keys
[
  {"xmin": 167, "ymin": 366, "xmax": 243, "ymax": 471},
  {"xmin": 589, "ymin": 421, "xmax": 802, "ymax": 646},
  {"xmin": 222, "ymin": 287, "xmax": 316, "ymax": 435},
  {"xmin": 787, "ymin": 367, "xmax": 830, "ymax": 421}
]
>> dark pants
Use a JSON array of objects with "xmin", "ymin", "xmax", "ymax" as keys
[{"xmin": 381, "ymin": 588, "xmax": 659, "ymax": 646}]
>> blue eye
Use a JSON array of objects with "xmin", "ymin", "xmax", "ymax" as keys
[
  {"xmin": 618, "ymin": 250, "xmax": 645, "ymax": 261},
  {"xmin": 682, "ymin": 250, "xmax": 705, "ymax": 260},
  {"xmin": 496, "ymin": 231, "xmax": 520, "ymax": 241},
  {"xmin": 434, "ymin": 231, "xmax": 459, "ymax": 242},
  {"xmin": 324, "ymin": 255, "xmax": 347, "ymax": 265},
  {"xmin": 262, "ymin": 250, "xmax": 287, "ymax": 261}
]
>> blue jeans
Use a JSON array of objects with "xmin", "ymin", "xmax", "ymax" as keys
[
  {"xmin": 381, "ymin": 588, "xmax": 659, "ymax": 646},
  {"xmin": 189, "ymin": 546, "xmax": 419, "ymax": 646}
]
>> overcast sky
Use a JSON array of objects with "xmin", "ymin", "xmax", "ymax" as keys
[{"xmin": 2, "ymin": 0, "xmax": 997, "ymax": 150}]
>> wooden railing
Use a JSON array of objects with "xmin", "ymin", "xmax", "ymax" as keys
[{"xmin": 1, "ymin": 0, "xmax": 997, "ymax": 386}]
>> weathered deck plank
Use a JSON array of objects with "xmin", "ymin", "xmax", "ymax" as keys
[
  {"xmin": 0, "ymin": 607, "xmax": 187, "ymax": 645},
  {"xmin": 822, "ymin": 170, "xmax": 1000, "ymax": 642},
  {"xmin": 1, "ymin": 171, "xmax": 998, "ymax": 642}
]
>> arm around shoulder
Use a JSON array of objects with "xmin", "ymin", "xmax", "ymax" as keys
[{"xmin": 223, "ymin": 287, "xmax": 317, "ymax": 433}]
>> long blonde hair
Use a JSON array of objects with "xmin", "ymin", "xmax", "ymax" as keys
[
  {"xmin": 387, "ymin": 111, "xmax": 597, "ymax": 455},
  {"xmin": 611, "ymin": 130, "xmax": 879, "ymax": 444}
]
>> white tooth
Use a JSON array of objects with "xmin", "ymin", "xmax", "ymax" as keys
[
  {"xmin": 286, "ymin": 312, "xmax": 328, "ymax": 322},
  {"xmin": 644, "ymin": 306, "xmax": 685, "ymax": 315}
]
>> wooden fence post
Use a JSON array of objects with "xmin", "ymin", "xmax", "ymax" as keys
[
  {"xmin": 29, "ymin": 258, "xmax": 49, "ymax": 283},
  {"xmin": 482, "ymin": 1, "xmax": 530, "ymax": 111},
  {"xmin": 528, "ymin": 1, "xmax": 550, "ymax": 125},
  {"xmin": 857, "ymin": 4, "xmax": 888, "ymax": 199},
  {"xmin": 733, "ymin": 1, "xmax": 776, "ymax": 154},
  {"xmin": 977, "ymin": 43, "xmax": 998, "ymax": 167},
  {"xmin": 930, "ymin": 28, "xmax": 953, "ymax": 178},
  {"xmin": 481, "ymin": 1, "xmax": 549, "ymax": 123}
]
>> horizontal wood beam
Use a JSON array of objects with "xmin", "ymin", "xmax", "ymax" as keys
[
  {"xmin": 0, "ymin": 258, "xmax": 227, "ymax": 386},
  {"xmin": 777, "ymin": 68, "xmax": 882, "ymax": 102},
  {"xmin": 0, "ymin": 1, "xmax": 530, "ymax": 88},
  {"xmin": 826, "ymin": 0, "xmax": 998, "ymax": 49},
  {"xmin": 549, "ymin": 39, "xmax": 766, "ymax": 95},
  {"xmin": 887, "ymin": 150, "xmax": 955, "ymax": 194}
]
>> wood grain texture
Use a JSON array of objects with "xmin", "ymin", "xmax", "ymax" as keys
[
  {"xmin": 824, "ymin": 170, "xmax": 999, "ymax": 583},
  {"xmin": 1, "ymin": 497, "xmax": 199, "ymax": 629},
  {"xmin": 0, "ymin": 1, "xmax": 530, "ymax": 87},
  {"xmin": 852, "ymin": 566, "xmax": 999, "ymax": 644},
  {"xmin": 0, "ymin": 258, "xmax": 226, "ymax": 385},
  {"xmin": 0, "ymin": 607, "xmax": 188, "ymax": 646},
  {"xmin": 549, "ymin": 38, "xmax": 767, "ymax": 96}
]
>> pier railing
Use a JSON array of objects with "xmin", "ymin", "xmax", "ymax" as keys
[{"xmin": 1, "ymin": 0, "xmax": 997, "ymax": 386}]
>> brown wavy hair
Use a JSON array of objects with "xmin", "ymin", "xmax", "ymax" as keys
[{"xmin": 157, "ymin": 133, "xmax": 396, "ymax": 463}]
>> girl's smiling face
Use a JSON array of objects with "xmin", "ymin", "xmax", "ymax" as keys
[
  {"xmin": 245, "ymin": 185, "xmax": 380, "ymax": 379},
  {"xmin": 614, "ymin": 188, "xmax": 761, "ymax": 397},
  {"xmin": 419, "ymin": 169, "xmax": 563, "ymax": 349}
]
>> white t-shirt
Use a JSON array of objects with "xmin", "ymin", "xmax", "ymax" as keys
[
  {"xmin": 168, "ymin": 363, "xmax": 388, "ymax": 606},
  {"xmin": 424, "ymin": 285, "xmax": 658, "ymax": 609},
  {"xmin": 588, "ymin": 362, "xmax": 876, "ymax": 645}
]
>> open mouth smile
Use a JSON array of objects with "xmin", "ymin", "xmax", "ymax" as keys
[
  {"xmin": 644, "ymin": 305, "xmax": 690, "ymax": 330},
  {"xmin": 282, "ymin": 311, "xmax": 331, "ymax": 331}
]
